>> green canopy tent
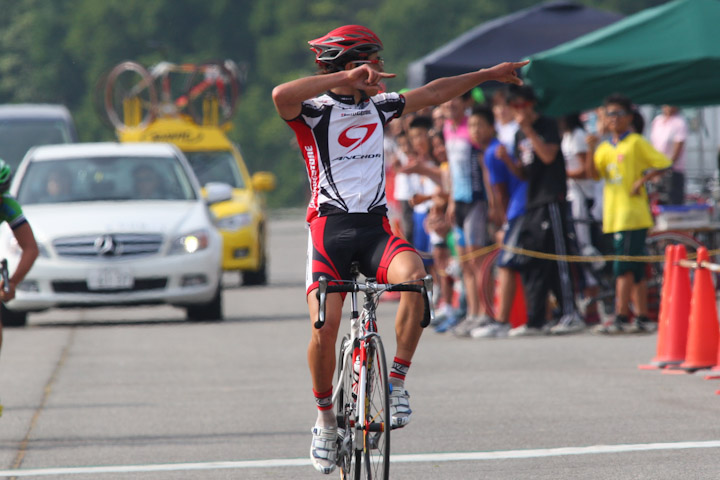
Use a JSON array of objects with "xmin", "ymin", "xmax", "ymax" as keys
[{"xmin": 522, "ymin": 0, "xmax": 720, "ymax": 116}]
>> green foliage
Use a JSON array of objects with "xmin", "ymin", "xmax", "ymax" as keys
[{"xmin": 0, "ymin": 0, "xmax": 667, "ymax": 208}]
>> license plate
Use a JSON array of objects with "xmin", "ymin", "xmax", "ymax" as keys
[{"xmin": 87, "ymin": 268, "xmax": 134, "ymax": 290}]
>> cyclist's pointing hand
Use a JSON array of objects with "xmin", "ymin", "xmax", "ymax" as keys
[
  {"xmin": 484, "ymin": 60, "xmax": 529, "ymax": 86},
  {"xmin": 347, "ymin": 65, "xmax": 396, "ymax": 96}
]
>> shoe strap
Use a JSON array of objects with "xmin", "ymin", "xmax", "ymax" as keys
[
  {"xmin": 311, "ymin": 426, "xmax": 338, "ymax": 462},
  {"xmin": 390, "ymin": 389, "xmax": 412, "ymax": 415}
]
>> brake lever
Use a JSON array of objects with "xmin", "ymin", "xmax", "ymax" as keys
[{"xmin": 314, "ymin": 276, "xmax": 328, "ymax": 329}]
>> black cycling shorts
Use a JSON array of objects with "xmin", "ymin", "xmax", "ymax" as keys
[{"xmin": 306, "ymin": 213, "xmax": 417, "ymax": 295}]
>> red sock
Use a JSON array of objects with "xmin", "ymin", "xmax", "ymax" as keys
[
  {"xmin": 313, "ymin": 388, "xmax": 333, "ymax": 411},
  {"xmin": 390, "ymin": 357, "xmax": 411, "ymax": 384}
]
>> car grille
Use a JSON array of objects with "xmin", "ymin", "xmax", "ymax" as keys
[
  {"xmin": 53, "ymin": 234, "xmax": 164, "ymax": 258},
  {"xmin": 51, "ymin": 278, "xmax": 168, "ymax": 293}
]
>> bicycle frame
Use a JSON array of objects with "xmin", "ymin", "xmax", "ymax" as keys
[{"xmin": 332, "ymin": 282, "xmax": 381, "ymax": 451}]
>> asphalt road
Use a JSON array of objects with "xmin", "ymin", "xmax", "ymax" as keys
[{"xmin": 1, "ymin": 211, "xmax": 720, "ymax": 479}]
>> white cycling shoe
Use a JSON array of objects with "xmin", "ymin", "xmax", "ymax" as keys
[
  {"xmin": 310, "ymin": 425, "xmax": 338, "ymax": 474},
  {"xmin": 390, "ymin": 387, "xmax": 412, "ymax": 429}
]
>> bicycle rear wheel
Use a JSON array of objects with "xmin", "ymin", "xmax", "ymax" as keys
[
  {"xmin": 104, "ymin": 61, "xmax": 157, "ymax": 130},
  {"xmin": 362, "ymin": 334, "xmax": 390, "ymax": 480},
  {"xmin": 337, "ymin": 335, "xmax": 361, "ymax": 479}
]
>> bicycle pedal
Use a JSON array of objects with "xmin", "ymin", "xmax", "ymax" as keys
[{"xmin": 367, "ymin": 432, "xmax": 380, "ymax": 450}]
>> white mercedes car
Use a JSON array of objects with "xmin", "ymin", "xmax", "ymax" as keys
[{"xmin": 0, "ymin": 142, "xmax": 231, "ymax": 326}]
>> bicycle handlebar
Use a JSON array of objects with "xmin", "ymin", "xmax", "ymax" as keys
[{"xmin": 314, "ymin": 275, "xmax": 434, "ymax": 330}]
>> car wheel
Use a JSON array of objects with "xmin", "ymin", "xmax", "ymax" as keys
[
  {"xmin": 185, "ymin": 282, "xmax": 223, "ymax": 321},
  {"xmin": 242, "ymin": 256, "xmax": 267, "ymax": 286},
  {"xmin": 242, "ymin": 228, "xmax": 268, "ymax": 286},
  {"xmin": 1, "ymin": 303, "xmax": 28, "ymax": 327}
]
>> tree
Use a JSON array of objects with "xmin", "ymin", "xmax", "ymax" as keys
[{"xmin": 0, "ymin": 0, "xmax": 667, "ymax": 208}]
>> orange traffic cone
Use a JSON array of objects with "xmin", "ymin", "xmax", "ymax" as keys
[
  {"xmin": 509, "ymin": 273, "xmax": 527, "ymax": 328},
  {"xmin": 658, "ymin": 244, "xmax": 691, "ymax": 368},
  {"xmin": 674, "ymin": 247, "xmax": 719, "ymax": 372},
  {"xmin": 638, "ymin": 244, "xmax": 676, "ymax": 370}
]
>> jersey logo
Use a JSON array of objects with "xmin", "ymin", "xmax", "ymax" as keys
[{"xmin": 338, "ymin": 124, "xmax": 377, "ymax": 153}]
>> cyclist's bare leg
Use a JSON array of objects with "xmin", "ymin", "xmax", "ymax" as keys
[
  {"xmin": 386, "ymin": 250, "xmax": 425, "ymax": 428},
  {"xmin": 387, "ymin": 251, "xmax": 427, "ymax": 363},
  {"xmin": 631, "ymin": 279, "xmax": 648, "ymax": 317},
  {"xmin": 307, "ymin": 290, "xmax": 344, "ymax": 426}
]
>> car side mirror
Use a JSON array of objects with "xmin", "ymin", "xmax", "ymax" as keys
[
  {"xmin": 205, "ymin": 182, "xmax": 233, "ymax": 204},
  {"xmin": 251, "ymin": 172, "xmax": 276, "ymax": 192}
]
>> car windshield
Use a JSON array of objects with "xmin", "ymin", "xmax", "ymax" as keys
[
  {"xmin": 17, "ymin": 155, "xmax": 198, "ymax": 205},
  {"xmin": 184, "ymin": 151, "xmax": 245, "ymax": 189},
  {"xmin": 0, "ymin": 121, "xmax": 73, "ymax": 170}
]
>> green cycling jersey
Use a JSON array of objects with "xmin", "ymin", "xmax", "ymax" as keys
[{"xmin": 0, "ymin": 193, "xmax": 27, "ymax": 230}]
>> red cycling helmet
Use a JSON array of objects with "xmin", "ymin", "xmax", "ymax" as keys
[{"xmin": 308, "ymin": 25, "xmax": 383, "ymax": 64}]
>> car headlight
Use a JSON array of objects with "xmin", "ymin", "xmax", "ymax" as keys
[
  {"xmin": 169, "ymin": 229, "xmax": 211, "ymax": 255},
  {"xmin": 216, "ymin": 213, "xmax": 252, "ymax": 231}
]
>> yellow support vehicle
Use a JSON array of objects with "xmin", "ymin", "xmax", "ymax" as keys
[{"xmin": 106, "ymin": 61, "xmax": 276, "ymax": 284}]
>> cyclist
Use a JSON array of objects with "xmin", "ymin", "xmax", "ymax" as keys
[
  {"xmin": 272, "ymin": 24, "xmax": 526, "ymax": 474},
  {"xmin": 0, "ymin": 159, "xmax": 39, "ymax": 378}
]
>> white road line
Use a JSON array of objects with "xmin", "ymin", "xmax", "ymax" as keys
[{"xmin": 2, "ymin": 440, "xmax": 720, "ymax": 477}]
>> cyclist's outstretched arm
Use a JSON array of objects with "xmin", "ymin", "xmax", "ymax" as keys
[
  {"xmin": 272, "ymin": 65, "xmax": 396, "ymax": 120},
  {"xmin": 403, "ymin": 61, "xmax": 528, "ymax": 115}
]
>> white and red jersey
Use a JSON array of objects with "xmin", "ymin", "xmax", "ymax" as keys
[{"xmin": 287, "ymin": 91, "xmax": 405, "ymax": 222}]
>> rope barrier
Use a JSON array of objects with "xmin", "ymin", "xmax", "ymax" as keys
[{"xmin": 417, "ymin": 242, "xmax": 720, "ymax": 264}]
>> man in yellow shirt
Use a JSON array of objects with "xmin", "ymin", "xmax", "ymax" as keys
[{"xmin": 588, "ymin": 94, "xmax": 671, "ymax": 334}]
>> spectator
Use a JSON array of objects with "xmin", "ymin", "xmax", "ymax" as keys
[
  {"xmin": 588, "ymin": 94, "xmax": 672, "ymax": 334},
  {"xmin": 424, "ymin": 194, "xmax": 455, "ymax": 321},
  {"xmin": 559, "ymin": 113, "xmax": 601, "ymax": 324},
  {"xmin": 437, "ymin": 93, "xmax": 494, "ymax": 336},
  {"xmin": 499, "ymin": 85, "xmax": 584, "ymax": 336},
  {"xmin": 492, "ymin": 87, "xmax": 519, "ymax": 154},
  {"xmin": 650, "ymin": 105, "xmax": 688, "ymax": 205},
  {"xmin": 632, "ymin": 109, "xmax": 646, "ymax": 136},
  {"xmin": 403, "ymin": 116, "xmax": 444, "ymax": 271},
  {"xmin": 431, "ymin": 105, "xmax": 446, "ymax": 133},
  {"xmin": 391, "ymin": 130, "xmax": 415, "ymax": 241},
  {"xmin": 467, "ymin": 105, "xmax": 527, "ymax": 338}
]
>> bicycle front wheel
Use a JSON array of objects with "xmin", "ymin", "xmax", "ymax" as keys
[
  {"xmin": 337, "ymin": 335, "xmax": 361, "ymax": 479},
  {"xmin": 362, "ymin": 334, "xmax": 391, "ymax": 480}
]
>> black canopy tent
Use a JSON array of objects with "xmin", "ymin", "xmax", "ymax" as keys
[{"xmin": 406, "ymin": 1, "xmax": 622, "ymax": 88}]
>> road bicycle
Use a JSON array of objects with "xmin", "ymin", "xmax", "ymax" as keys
[
  {"xmin": 315, "ymin": 262, "xmax": 434, "ymax": 479},
  {"xmin": 101, "ymin": 60, "xmax": 241, "ymax": 129}
]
